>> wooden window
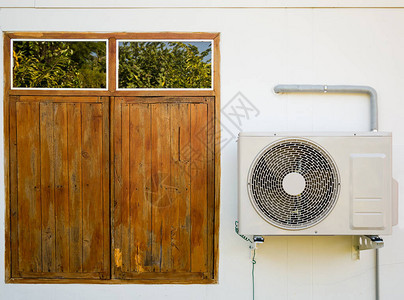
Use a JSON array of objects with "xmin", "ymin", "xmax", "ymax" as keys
[{"xmin": 4, "ymin": 32, "xmax": 220, "ymax": 284}]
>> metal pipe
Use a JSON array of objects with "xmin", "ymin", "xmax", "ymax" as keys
[
  {"xmin": 376, "ymin": 248, "xmax": 380, "ymax": 300},
  {"xmin": 273, "ymin": 84, "xmax": 378, "ymax": 132}
]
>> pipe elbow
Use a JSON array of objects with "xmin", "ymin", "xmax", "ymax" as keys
[{"xmin": 360, "ymin": 86, "xmax": 377, "ymax": 100}]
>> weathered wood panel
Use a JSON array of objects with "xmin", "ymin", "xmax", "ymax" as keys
[
  {"xmin": 9, "ymin": 97, "xmax": 110, "ymax": 279},
  {"xmin": 151, "ymin": 103, "xmax": 171, "ymax": 272},
  {"xmin": 9, "ymin": 97, "xmax": 19, "ymax": 277},
  {"xmin": 129, "ymin": 103, "xmax": 152, "ymax": 273},
  {"xmin": 190, "ymin": 103, "xmax": 208, "ymax": 273},
  {"xmin": 9, "ymin": 96, "xmax": 215, "ymax": 282},
  {"xmin": 112, "ymin": 98, "xmax": 123, "ymax": 277},
  {"xmin": 121, "ymin": 103, "xmax": 130, "ymax": 273},
  {"xmin": 67, "ymin": 103, "xmax": 83, "ymax": 273},
  {"xmin": 206, "ymin": 98, "xmax": 216, "ymax": 278},
  {"xmin": 40, "ymin": 103, "xmax": 56, "ymax": 273},
  {"xmin": 170, "ymin": 103, "xmax": 191, "ymax": 272},
  {"xmin": 54, "ymin": 103, "xmax": 70, "ymax": 273},
  {"xmin": 16, "ymin": 102, "xmax": 42, "ymax": 273},
  {"xmin": 113, "ymin": 97, "xmax": 214, "ymax": 281},
  {"xmin": 81, "ymin": 103, "xmax": 105, "ymax": 273}
]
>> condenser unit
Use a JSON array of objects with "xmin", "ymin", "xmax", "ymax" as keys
[{"xmin": 238, "ymin": 132, "xmax": 394, "ymax": 235}]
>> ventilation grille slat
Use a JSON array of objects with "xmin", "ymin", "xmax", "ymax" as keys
[{"xmin": 248, "ymin": 139, "xmax": 340, "ymax": 230}]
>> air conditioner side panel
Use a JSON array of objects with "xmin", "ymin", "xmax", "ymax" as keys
[{"xmin": 350, "ymin": 154, "xmax": 387, "ymax": 229}]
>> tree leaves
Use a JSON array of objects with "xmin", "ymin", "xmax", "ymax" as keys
[
  {"xmin": 13, "ymin": 41, "xmax": 106, "ymax": 88},
  {"xmin": 13, "ymin": 40, "xmax": 212, "ymax": 89},
  {"xmin": 118, "ymin": 41, "xmax": 212, "ymax": 89}
]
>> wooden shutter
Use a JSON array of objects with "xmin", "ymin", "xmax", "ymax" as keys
[
  {"xmin": 9, "ymin": 96, "xmax": 110, "ymax": 280},
  {"xmin": 112, "ymin": 97, "xmax": 215, "ymax": 282}
]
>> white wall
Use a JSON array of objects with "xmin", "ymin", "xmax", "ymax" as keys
[{"xmin": 1, "ymin": 6, "xmax": 404, "ymax": 300}]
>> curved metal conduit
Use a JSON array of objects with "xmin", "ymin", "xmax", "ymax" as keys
[
  {"xmin": 273, "ymin": 84, "xmax": 380, "ymax": 300},
  {"xmin": 273, "ymin": 84, "xmax": 378, "ymax": 132}
]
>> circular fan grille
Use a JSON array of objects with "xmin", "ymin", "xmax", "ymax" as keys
[{"xmin": 248, "ymin": 138, "xmax": 340, "ymax": 230}]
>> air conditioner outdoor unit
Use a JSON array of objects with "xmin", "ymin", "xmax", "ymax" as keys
[{"xmin": 238, "ymin": 132, "xmax": 394, "ymax": 236}]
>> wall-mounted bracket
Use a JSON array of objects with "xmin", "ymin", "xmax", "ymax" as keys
[
  {"xmin": 253, "ymin": 236, "xmax": 265, "ymax": 243},
  {"xmin": 249, "ymin": 236, "xmax": 265, "ymax": 259},
  {"xmin": 249, "ymin": 236, "xmax": 264, "ymax": 250},
  {"xmin": 352, "ymin": 235, "xmax": 384, "ymax": 260}
]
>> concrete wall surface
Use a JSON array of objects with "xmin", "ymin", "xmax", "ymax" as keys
[{"xmin": 1, "ymin": 6, "xmax": 404, "ymax": 300}]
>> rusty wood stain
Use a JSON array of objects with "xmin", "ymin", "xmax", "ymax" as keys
[
  {"xmin": 114, "ymin": 248, "xmax": 122, "ymax": 268},
  {"xmin": 133, "ymin": 247, "xmax": 145, "ymax": 273}
]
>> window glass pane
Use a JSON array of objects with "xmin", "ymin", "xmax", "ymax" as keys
[
  {"xmin": 118, "ymin": 41, "xmax": 212, "ymax": 89},
  {"xmin": 13, "ymin": 41, "xmax": 107, "ymax": 89}
]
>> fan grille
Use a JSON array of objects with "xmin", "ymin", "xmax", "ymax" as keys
[{"xmin": 248, "ymin": 138, "xmax": 340, "ymax": 230}]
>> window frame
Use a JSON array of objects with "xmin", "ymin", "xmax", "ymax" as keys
[
  {"xmin": 5, "ymin": 32, "xmax": 219, "ymax": 97},
  {"xmin": 3, "ymin": 32, "xmax": 221, "ymax": 284}
]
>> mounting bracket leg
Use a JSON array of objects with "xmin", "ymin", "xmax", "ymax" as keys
[
  {"xmin": 249, "ymin": 236, "xmax": 265, "ymax": 258},
  {"xmin": 253, "ymin": 236, "xmax": 265, "ymax": 244},
  {"xmin": 352, "ymin": 235, "xmax": 384, "ymax": 260},
  {"xmin": 249, "ymin": 236, "xmax": 264, "ymax": 250}
]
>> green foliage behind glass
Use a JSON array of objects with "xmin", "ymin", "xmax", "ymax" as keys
[
  {"xmin": 118, "ymin": 42, "xmax": 212, "ymax": 89},
  {"xmin": 13, "ymin": 41, "xmax": 106, "ymax": 88}
]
